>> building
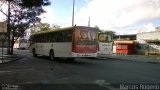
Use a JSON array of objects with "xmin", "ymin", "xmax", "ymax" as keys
[
  {"xmin": 137, "ymin": 31, "xmax": 160, "ymax": 41},
  {"xmin": 114, "ymin": 40, "xmax": 135, "ymax": 55},
  {"xmin": 113, "ymin": 34, "xmax": 136, "ymax": 54},
  {"xmin": 113, "ymin": 34, "xmax": 136, "ymax": 40},
  {"xmin": 0, "ymin": 33, "xmax": 7, "ymax": 47},
  {"xmin": 136, "ymin": 28, "xmax": 160, "ymax": 55}
]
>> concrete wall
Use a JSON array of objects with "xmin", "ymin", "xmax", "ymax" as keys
[
  {"xmin": 137, "ymin": 31, "xmax": 160, "ymax": 41},
  {"xmin": 136, "ymin": 31, "xmax": 160, "ymax": 55}
]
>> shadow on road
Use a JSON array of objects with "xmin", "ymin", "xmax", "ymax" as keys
[{"xmin": 36, "ymin": 56, "xmax": 94, "ymax": 65}]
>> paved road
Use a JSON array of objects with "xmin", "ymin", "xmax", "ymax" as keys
[{"xmin": 0, "ymin": 49, "xmax": 160, "ymax": 90}]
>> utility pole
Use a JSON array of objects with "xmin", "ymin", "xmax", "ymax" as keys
[
  {"xmin": 88, "ymin": 16, "xmax": 90, "ymax": 27},
  {"xmin": 72, "ymin": 0, "xmax": 75, "ymax": 26}
]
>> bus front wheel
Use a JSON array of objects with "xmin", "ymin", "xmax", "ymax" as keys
[
  {"xmin": 50, "ymin": 50, "xmax": 55, "ymax": 60},
  {"xmin": 33, "ymin": 49, "xmax": 37, "ymax": 57}
]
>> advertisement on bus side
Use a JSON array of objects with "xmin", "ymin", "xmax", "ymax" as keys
[{"xmin": 74, "ymin": 26, "xmax": 98, "ymax": 53}]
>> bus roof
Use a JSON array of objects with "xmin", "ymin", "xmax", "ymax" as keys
[
  {"xmin": 32, "ymin": 26, "xmax": 74, "ymax": 36},
  {"xmin": 31, "ymin": 26, "xmax": 97, "ymax": 36}
]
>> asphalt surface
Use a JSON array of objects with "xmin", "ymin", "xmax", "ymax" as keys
[{"xmin": 0, "ymin": 50, "xmax": 160, "ymax": 90}]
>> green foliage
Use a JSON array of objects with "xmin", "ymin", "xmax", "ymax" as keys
[
  {"xmin": 31, "ymin": 23, "xmax": 61, "ymax": 33},
  {"xmin": 19, "ymin": 0, "xmax": 51, "ymax": 7},
  {"xmin": 1, "ymin": 0, "xmax": 51, "ymax": 54},
  {"xmin": 51, "ymin": 24, "xmax": 60, "ymax": 29},
  {"xmin": 40, "ymin": 23, "xmax": 50, "ymax": 31},
  {"xmin": 10, "ymin": 7, "xmax": 44, "ymax": 37},
  {"xmin": 1, "ymin": 0, "xmax": 51, "ymax": 38}
]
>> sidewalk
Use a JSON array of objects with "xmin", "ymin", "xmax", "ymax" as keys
[
  {"xmin": 0, "ymin": 48, "xmax": 22, "ymax": 63},
  {"xmin": 99, "ymin": 54, "xmax": 160, "ymax": 64},
  {"xmin": 0, "ymin": 53, "xmax": 22, "ymax": 64}
]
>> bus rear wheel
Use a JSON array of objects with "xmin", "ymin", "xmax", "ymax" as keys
[
  {"xmin": 32, "ymin": 49, "xmax": 37, "ymax": 57},
  {"xmin": 49, "ymin": 50, "xmax": 55, "ymax": 60}
]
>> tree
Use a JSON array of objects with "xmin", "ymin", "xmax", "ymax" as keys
[
  {"xmin": 30, "ymin": 23, "xmax": 61, "ymax": 33},
  {"xmin": 30, "ymin": 23, "xmax": 50, "ymax": 33},
  {"xmin": 51, "ymin": 24, "xmax": 60, "ymax": 29},
  {"xmin": 39, "ymin": 23, "xmax": 50, "ymax": 31},
  {"xmin": 0, "ymin": 0, "xmax": 51, "ymax": 54},
  {"xmin": 20, "ymin": 0, "xmax": 51, "ymax": 7}
]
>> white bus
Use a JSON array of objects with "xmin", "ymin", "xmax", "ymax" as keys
[
  {"xmin": 14, "ymin": 38, "xmax": 28, "ymax": 49},
  {"xmin": 19, "ymin": 39, "xmax": 28, "ymax": 49},
  {"xmin": 29, "ymin": 26, "xmax": 98, "ymax": 60},
  {"xmin": 97, "ymin": 32, "xmax": 113, "ymax": 57}
]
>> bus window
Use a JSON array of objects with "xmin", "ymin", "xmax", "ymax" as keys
[
  {"xmin": 48, "ymin": 33, "xmax": 57, "ymax": 42},
  {"xmin": 64, "ymin": 31, "xmax": 72, "ymax": 42},
  {"xmin": 98, "ymin": 34, "xmax": 107, "ymax": 42}
]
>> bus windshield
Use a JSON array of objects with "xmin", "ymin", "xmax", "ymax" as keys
[
  {"xmin": 98, "ymin": 33, "xmax": 112, "ymax": 42},
  {"xmin": 97, "ymin": 32, "xmax": 113, "ymax": 56}
]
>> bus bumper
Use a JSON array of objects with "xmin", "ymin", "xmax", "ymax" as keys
[{"xmin": 72, "ymin": 53, "xmax": 97, "ymax": 57}]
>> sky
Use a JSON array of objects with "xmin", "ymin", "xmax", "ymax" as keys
[{"xmin": 1, "ymin": 0, "xmax": 160, "ymax": 34}]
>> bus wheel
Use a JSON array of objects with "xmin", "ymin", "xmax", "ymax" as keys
[
  {"xmin": 33, "ymin": 49, "xmax": 37, "ymax": 57},
  {"xmin": 50, "ymin": 50, "xmax": 55, "ymax": 60}
]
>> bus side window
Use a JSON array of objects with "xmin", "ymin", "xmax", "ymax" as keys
[
  {"xmin": 62, "ymin": 31, "xmax": 67, "ymax": 42},
  {"xmin": 57, "ymin": 32, "xmax": 63, "ymax": 42},
  {"xmin": 39, "ymin": 35, "xmax": 44, "ymax": 43},
  {"xmin": 33, "ymin": 36, "xmax": 36, "ymax": 43},
  {"xmin": 36, "ymin": 36, "xmax": 39, "ymax": 43},
  {"xmin": 62, "ymin": 31, "xmax": 71, "ymax": 42},
  {"xmin": 65, "ymin": 31, "xmax": 72, "ymax": 42},
  {"xmin": 61, "ymin": 32, "xmax": 64, "ymax": 42},
  {"xmin": 48, "ymin": 33, "xmax": 51, "ymax": 42},
  {"xmin": 54, "ymin": 32, "xmax": 59, "ymax": 42},
  {"xmin": 40, "ymin": 35, "xmax": 43, "ymax": 42},
  {"xmin": 42, "ymin": 35, "xmax": 47, "ymax": 43},
  {"xmin": 45, "ymin": 33, "xmax": 51, "ymax": 42},
  {"xmin": 40, "ymin": 35, "xmax": 43, "ymax": 43},
  {"xmin": 49, "ymin": 33, "xmax": 56, "ymax": 42}
]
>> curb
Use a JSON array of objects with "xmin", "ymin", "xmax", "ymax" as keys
[
  {"xmin": 97, "ymin": 57, "xmax": 160, "ymax": 64},
  {"xmin": 0, "ymin": 55, "xmax": 23, "ymax": 64}
]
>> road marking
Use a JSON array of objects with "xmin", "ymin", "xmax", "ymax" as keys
[
  {"xmin": 57, "ymin": 77, "xmax": 70, "ymax": 81},
  {"xmin": 0, "ymin": 71, "xmax": 13, "ymax": 73},
  {"xmin": 0, "ymin": 69, "xmax": 37, "ymax": 73},
  {"xmin": 95, "ymin": 80, "xmax": 120, "ymax": 90}
]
